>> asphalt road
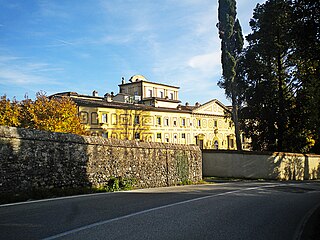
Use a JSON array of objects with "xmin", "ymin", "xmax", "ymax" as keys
[{"xmin": 1, "ymin": 181, "xmax": 320, "ymax": 240}]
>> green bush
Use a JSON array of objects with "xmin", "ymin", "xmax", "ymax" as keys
[
  {"xmin": 104, "ymin": 176, "xmax": 136, "ymax": 192},
  {"xmin": 177, "ymin": 179, "xmax": 193, "ymax": 186}
]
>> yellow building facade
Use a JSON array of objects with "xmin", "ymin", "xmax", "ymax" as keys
[{"xmin": 53, "ymin": 75, "xmax": 243, "ymax": 150}]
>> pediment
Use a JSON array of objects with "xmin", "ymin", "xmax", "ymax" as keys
[{"xmin": 192, "ymin": 100, "xmax": 229, "ymax": 116}]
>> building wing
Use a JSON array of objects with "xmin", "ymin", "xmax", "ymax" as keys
[{"xmin": 192, "ymin": 99, "xmax": 230, "ymax": 116}]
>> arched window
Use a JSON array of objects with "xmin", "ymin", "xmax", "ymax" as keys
[{"xmin": 214, "ymin": 140, "xmax": 219, "ymax": 150}]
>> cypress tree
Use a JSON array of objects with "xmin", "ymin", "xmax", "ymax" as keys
[{"xmin": 217, "ymin": 0, "xmax": 244, "ymax": 150}]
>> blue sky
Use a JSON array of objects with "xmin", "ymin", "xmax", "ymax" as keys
[{"xmin": 0, "ymin": 0, "xmax": 264, "ymax": 105}]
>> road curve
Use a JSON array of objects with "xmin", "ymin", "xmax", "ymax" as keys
[{"xmin": 1, "ymin": 181, "xmax": 320, "ymax": 240}]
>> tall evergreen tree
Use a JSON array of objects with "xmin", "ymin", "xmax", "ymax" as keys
[
  {"xmin": 217, "ymin": 0, "xmax": 244, "ymax": 150},
  {"xmin": 291, "ymin": 0, "xmax": 320, "ymax": 152},
  {"xmin": 240, "ymin": 0, "xmax": 297, "ymax": 152},
  {"xmin": 239, "ymin": 0, "xmax": 320, "ymax": 153}
]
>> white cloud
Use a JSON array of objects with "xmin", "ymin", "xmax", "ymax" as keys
[
  {"xmin": 0, "ymin": 55, "xmax": 63, "ymax": 85},
  {"xmin": 188, "ymin": 51, "xmax": 221, "ymax": 73},
  {"xmin": 0, "ymin": 68, "xmax": 45, "ymax": 84}
]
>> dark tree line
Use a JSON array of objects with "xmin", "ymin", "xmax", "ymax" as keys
[{"xmin": 218, "ymin": 0, "xmax": 320, "ymax": 153}]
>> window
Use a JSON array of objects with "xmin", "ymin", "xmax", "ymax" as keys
[
  {"xmin": 227, "ymin": 136, "xmax": 234, "ymax": 149},
  {"xmin": 120, "ymin": 114, "xmax": 129, "ymax": 125},
  {"xmin": 214, "ymin": 120, "xmax": 218, "ymax": 127},
  {"xmin": 173, "ymin": 134, "xmax": 177, "ymax": 142},
  {"xmin": 91, "ymin": 112, "xmax": 98, "ymax": 124},
  {"xmin": 181, "ymin": 118, "xmax": 186, "ymax": 127},
  {"xmin": 197, "ymin": 119, "xmax": 201, "ymax": 127},
  {"xmin": 214, "ymin": 140, "xmax": 219, "ymax": 149},
  {"xmin": 230, "ymin": 139, "xmax": 234, "ymax": 148},
  {"xmin": 170, "ymin": 93, "xmax": 174, "ymax": 100},
  {"xmin": 173, "ymin": 118, "xmax": 177, "ymax": 126},
  {"xmin": 157, "ymin": 133, "xmax": 161, "ymax": 139},
  {"xmin": 164, "ymin": 118, "xmax": 169, "ymax": 126},
  {"xmin": 148, "ymin": 89, "xmax": 153, "ymax": 97},
  {"xmin": 165, "ymin": 134, "xmax": 169, "ymax": 143},
  {"xmin": 134, "ymin": 115, "xmax": 140, "ymax": 125},
  {"xmin": 111, "ymin": 114, "xmax": 117, "ymax": 125},
  {"xmin": 80, "ymin": 111, "xmax": 88, "ymax": 124},
  {"xmin": 101, "ymin": 113, "xmax": 108, "ymax": 123},
  {"xmin": 157, "ymin": 117, "xmax": 161, "ymax": 125},
  {"xmin": 102, "ymin": 132, "xmax": 108, "ymax": 138},
  {"xmin": 160, "ymin": 91, "xmax": 164, "ymax": 98},
  {"xmin": 135, "ymin": 132, "xmax": 140, "ymax": 140},
  {"xmin": 182, "ymin": 133, "xmax": 186, "ymax": 139}
]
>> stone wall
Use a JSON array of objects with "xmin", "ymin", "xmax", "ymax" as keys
[
  {"xmin": 0, "ymin": 126, "xmax": 202, "ymax": 194},
  {"xmin": 203, "ymin": 150, "xmax": 320, "ymax": 180}
]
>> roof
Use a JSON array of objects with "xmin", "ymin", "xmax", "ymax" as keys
[
  {"xmin": 143, "ymin": 97, "xmax": 181, "ymax": 104},
  {"xmin": 119, "ymin": 75, "xmax": 180, "ymax": 89},
  {"xmin": 53, "ymin": 93, "xmax": 192, "ymax": 114},
  {"xmin": 194, "ymin": 99, "xmax": 231, "ymax": 113},
  {"xmin": 51, "ymin": 92, "xmax": 229, "ymax": 116},
  {"xmin": 51, "ymin": 91, "xmax": 104, "ymax": 100},
  {"xmin": 129, "ymin": 74, "xmax": 147, "ymax": 82}
]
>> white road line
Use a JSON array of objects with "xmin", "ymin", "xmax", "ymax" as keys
[
  {"xmin": 42, "ymin": 184, "xmax": 280, "ymax": 240},
  {"xmin": 0, "ymin": 191, "xmax": 115, "ymax": 208}
]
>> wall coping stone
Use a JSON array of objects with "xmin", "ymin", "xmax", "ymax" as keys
[
  {"xmin": 0, "ymin": 125, "xmax": 200, "ymax": 150},
  {"xmin": 202, "ymin": 149, "xmax": 320, "ymax": 158}
]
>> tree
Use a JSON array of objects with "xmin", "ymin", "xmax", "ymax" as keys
[
  {"xmin": 0, "ymin": 95, "xmax": 20, "ymax": 127},
  {"xmin": 217, "ymin": 0, "xmax": 244, "ymax": 150},
  {"xmin": 239, "ymin": 0, "xmax": 320, "ymax": 153},
  {"xmin": 291, "ymin": 0, "xmax": 320, "ymax": 152},
  {"xmin": 0, "ymin": 92, "xmax": 87, "ymax": 135},
  {"xmin": 240, "ymin": 0, "xmax": 296, "ymax": 152}
]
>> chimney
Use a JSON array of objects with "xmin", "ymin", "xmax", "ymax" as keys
[
  {"xmin": 92, "ymin": 90, "xmax": 98, "ymax": 97},
  {"xmin": 104, "ymin": 93, "xmax": 112, "ymax": 102}
]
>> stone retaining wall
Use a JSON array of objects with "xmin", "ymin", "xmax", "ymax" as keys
[{"xmin": 0, "ymin": 126, "xmax": 202, "ymax": 193}]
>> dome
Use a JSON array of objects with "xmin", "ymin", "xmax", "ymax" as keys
[{"xmin": 129, "ymin": 74, "xmax": 147, "ymax": 82}]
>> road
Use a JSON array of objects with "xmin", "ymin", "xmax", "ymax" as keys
[{"xmin": 1, "ymin": 181, "xmax": 320, "ymax": 240}]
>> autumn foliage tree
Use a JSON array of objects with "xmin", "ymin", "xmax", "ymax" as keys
[
  {"xmin": 0, "ymin": 95, "xmax": 20, "ymax": 127},
  {"xmin": 0, "ymin": 92, "xmax": 87, "ymax": 135}
]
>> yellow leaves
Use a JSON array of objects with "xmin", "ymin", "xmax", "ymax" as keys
[
  {"xmin": 0, "ymin": 95, "xmax": 20, "ymax": 127},
  {"xmin": 0, "ymin": 92, "xmax": 87, "ymax": 135}
]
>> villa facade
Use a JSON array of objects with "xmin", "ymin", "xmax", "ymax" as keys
[{"xmin": 53, "ymin": 75, "xmax": 250, "ymax": 150}]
